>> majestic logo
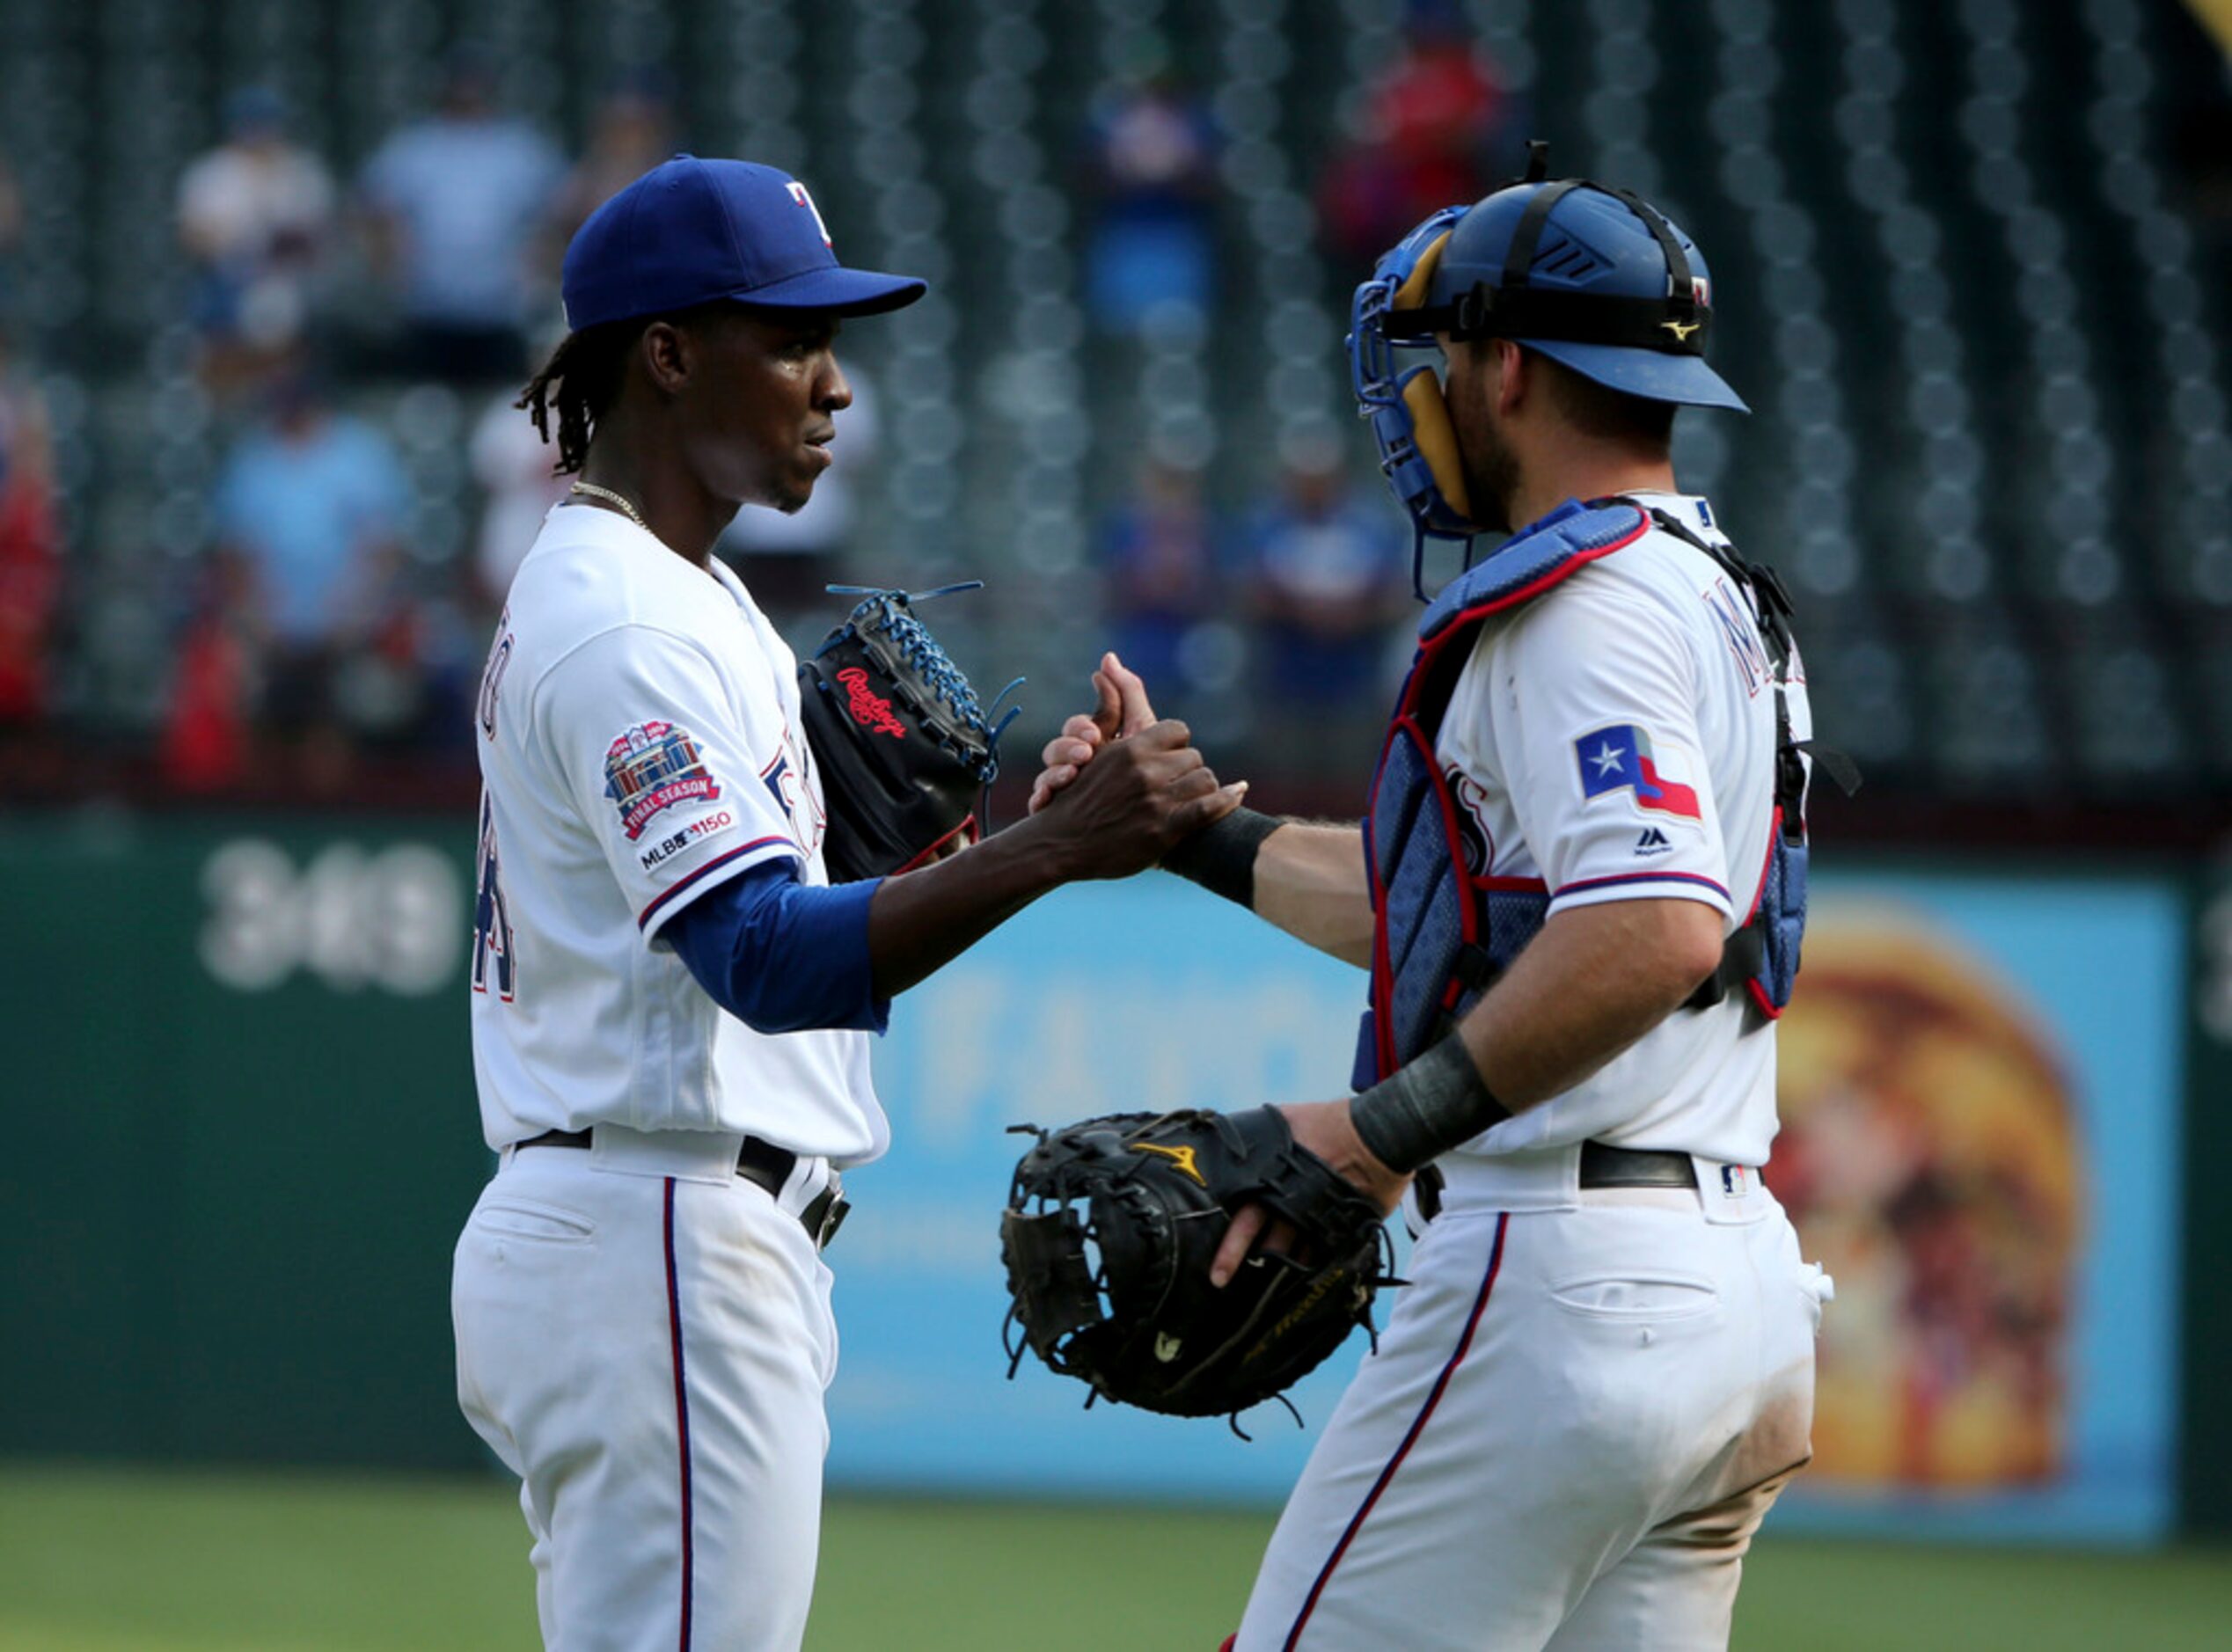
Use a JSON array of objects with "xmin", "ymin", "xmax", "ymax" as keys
[
  {"xmin": 1635, "ymin": 826, "xmax": 1673, "ymax": 856},
  {"xmin": 1660, "ymin": 318, "xmax": 1701, "ymax": 342},
  {"xmin": 1575, "ymin": 724, "xmax": 1702, "ymax": 821},
  {"xmin": 1131, "ymin": 1141, "xmax": 1206, "ymax": 1187},
  {"xmin": 838, "ymin": 667, "xmax": 908, "ymax": 739},
  {"xmin": 604, "ymin": 720, "xmax": 722, "ymax": 841}
]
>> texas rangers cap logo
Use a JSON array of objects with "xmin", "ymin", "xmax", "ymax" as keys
[
  {"xmin": 787, "ymin": 180, "xmax": 833, "ymax": 248},
  {"xmin": 604, "ymin": 720, "xmax": 724, "ymax": 841}
]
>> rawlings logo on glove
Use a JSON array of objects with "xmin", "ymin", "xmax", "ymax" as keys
[
  {"xmin": 796, "ymin": 583, "xmax": 1021, "ymax": 883},
  {"xmin": 837, "ymin": 667, "xmax": 908, "ymax": 739}
]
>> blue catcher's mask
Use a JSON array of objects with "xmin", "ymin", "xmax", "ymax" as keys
[{"xmin": 1346, "ymin": 143, "xmax": 1749, "ymax": 598}]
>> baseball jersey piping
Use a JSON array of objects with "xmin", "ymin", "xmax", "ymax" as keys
[
  {"xmin": 1283, "ymin": 1210, "xmax": 1511, "ymax": 1650},
  {"xmin": 636, "ymin": 837, "xmax": 799, "ymax": 932},
  {"xmin": 663, "ymin": 1178, "xmax": 696, "ymax": 1652},
  {"xmin": 1552, "ymin": 869, "xmax": 1731, "ymax": 903}
]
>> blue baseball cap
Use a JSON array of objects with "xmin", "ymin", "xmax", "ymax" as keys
[{"xmin": 560, "ymin": 155, "xmax": 926, "ymax": 333}]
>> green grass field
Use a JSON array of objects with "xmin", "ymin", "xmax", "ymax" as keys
[{"xmin": 1, "ymin": 1466, "xmax": 2225, "ymax": 1650}]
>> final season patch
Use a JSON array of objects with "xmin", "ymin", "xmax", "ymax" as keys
[
  {"xmin": 605, "ymin": 720, "xmax": 723, "ymax": 841},
  {"xmin": 1575, "ymin": 724, "xmax": 1702, "ymax": 821}
]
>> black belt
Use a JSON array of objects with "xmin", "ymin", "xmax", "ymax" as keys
[
  {"xmin": 516, "ymin": 1128, "xmax": 850, "ymax": 1250},
  {"xmin": 1579, "ymin": 1141, "xmax": 1700, "ymax": 1189},
  {"xmin": 1414, "ymin": 1141, "xmax": 1702, "ymax": 1223}
]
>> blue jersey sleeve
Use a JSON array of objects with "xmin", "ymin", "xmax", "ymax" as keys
[{"xmin": 663, "ymin": 859, "xmax": 889, "ymax": 1036}]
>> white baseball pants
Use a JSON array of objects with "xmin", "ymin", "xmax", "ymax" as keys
[
  {"xmin": 1233, "ymin": 1183, "xmax": 1826, "ymax": 1651},
  {"xmin": 452, "ymin": 1131, "xmax": 839, "ymax": 1652}
]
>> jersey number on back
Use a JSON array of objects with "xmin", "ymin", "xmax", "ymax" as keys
[{"xmin": 472, "ymin": 792, "xmax": 516, "ymax": 1002}]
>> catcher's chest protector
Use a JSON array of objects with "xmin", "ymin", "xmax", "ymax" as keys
[{"xmin": 1353, "ymin": 499, "xmax": 1813, "ymax": 1091}]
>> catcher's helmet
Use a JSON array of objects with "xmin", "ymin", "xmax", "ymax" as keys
[{"xmin": 1348, "ymin": 143, "xmax": 1746, "ymax": 593}]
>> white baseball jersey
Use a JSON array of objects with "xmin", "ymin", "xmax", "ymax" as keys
[
  {"xmin": 1435, "ymin": 490, "xmax": 1809, "ymax": 1173},
  {"xmin": 468, "ymin": 501, "xmax": 889, "ymax": 1165},
  {"xmin": 1235, "ymin": 491, "xmax": 1827, "ymax": 1652}
]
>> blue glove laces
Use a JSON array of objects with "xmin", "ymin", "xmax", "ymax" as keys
[{"xmin": 822, "ymin": 581, "xmax": 1025, "ymax": 779}]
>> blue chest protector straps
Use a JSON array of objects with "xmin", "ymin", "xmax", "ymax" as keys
[{"xmin": 1353, "ymin": 498, "xmax": 1847, "ymax": 1094}]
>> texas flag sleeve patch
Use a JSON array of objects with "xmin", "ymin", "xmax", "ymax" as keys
[{"xmin": 1573, "ymin": 723, "xmax": 1703, "ymax": 821}]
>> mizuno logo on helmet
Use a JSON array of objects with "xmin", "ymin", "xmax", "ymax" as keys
[{"xmin": 1661, "ymin": 318, "xmax": 1701, "ymax": 341}]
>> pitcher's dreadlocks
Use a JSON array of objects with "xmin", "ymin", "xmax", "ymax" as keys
[
  {"xmin": 516, "ymin": 319, "xmax": 644, "ymax": 475},
  {"xmin": 517, "ymin": 304, "xmax": 747, "ymax": 472}
]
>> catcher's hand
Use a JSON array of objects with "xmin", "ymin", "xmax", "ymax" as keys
[
  {"xmin": 1213, "ymin": 1100, "xmax": 1409, "ymax": 1286},
  {"xmin": 797, "ymin": 583, "xmax": 1020, "ymax": 883},
  {"xmin": 1000, "ymin": 1107, "xmax": 1394, "ymax": 1423}
]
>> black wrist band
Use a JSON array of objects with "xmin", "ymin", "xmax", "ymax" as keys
[
  {"xmin": 1160, "ymin": 806, "xmax": 1279, "ymax": 909},
  {"xmin": 1349, "ymin": 1034, "xmax": 1511, "ymax": 1174}
]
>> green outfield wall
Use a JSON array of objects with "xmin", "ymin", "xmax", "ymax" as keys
[{"xmin": 1, "ymin": 814, "xmax": 492, "ymax": 1472}]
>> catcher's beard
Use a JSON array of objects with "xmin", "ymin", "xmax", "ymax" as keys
[{"xmin": 1454, "ymin": 389, "xmax": 1522, "ymax": 537}]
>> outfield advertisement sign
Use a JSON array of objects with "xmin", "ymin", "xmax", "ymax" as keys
[{"xmin": 843, "ymin": 869, "xmax": 2183, "ymax": 1543}]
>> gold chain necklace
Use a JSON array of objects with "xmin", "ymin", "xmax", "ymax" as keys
[{"xmin": 568, "ymin": 479, "xmax": 648, "ymax": 530}]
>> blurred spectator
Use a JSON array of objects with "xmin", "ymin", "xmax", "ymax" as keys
[
  {"xmin": 0, "ymin": 325, "xmax": 60, "ymax": 735},
  {"xmin": 209, "ymin": 361, "xmax": 417, "ymax": 787},
  {"xmin": 716, "ymin": 367, "xmax": 880, "ymax": 640},
  {"xmin": 176, "ymin": 87, "xmax": 337, "ymax": 395},
  {"xmin": 0, "ymin": 153, "xmax": 23, "ymax": 325},
  {"xmin": 358, "ymin": 49, "xmax": 567, "ymax": 385},
  {"xmin": 1316, "ymin": 4, "xmax": 1519, "ymax": 276},
  {"xmin": 159, "ymin": 553, "xmax": 254, "ymax": 793},
  {"xmin": 1242, "ymin": 445, "xmax": 1409, "ymax": 763},
  {"xmin": 555, "ymin": 76, "xmax": 679, "ymax": 243},
  {"xmin": 1096, "ymin": 457, "xmax": 1226, "ymax": 698},
  {"xmin": 1080, "ymin": 41, "xmax": 1221, "ymax": 336}
]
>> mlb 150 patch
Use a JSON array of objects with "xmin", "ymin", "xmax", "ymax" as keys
[
  {"xmin": 604, "ymin": 720, "xmax": 723, "ymax": 841},
  {"xmin": 1574, "ymin": 723, "xmax": 1701, "ymax": 820}
]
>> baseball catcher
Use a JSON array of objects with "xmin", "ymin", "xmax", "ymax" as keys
[
  {"xmin": 1001, "ymin": 1107, "xmax": 1393, "ymax": 1424},
  {"xmin": 797, "ymin": 582, "xmax": 1021, "ymax": 883}
]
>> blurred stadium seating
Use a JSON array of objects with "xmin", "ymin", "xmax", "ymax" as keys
[{"xmin": 0, "ymin": 0, "xmax": 2224, "ymax": 816}]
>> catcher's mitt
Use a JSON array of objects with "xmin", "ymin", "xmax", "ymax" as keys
[
  {"xmin": 797, "ymin": 582, "xmax": 1021, "ymax": 884},
  {"xmin": 1000, "ymin": 1107, "xmax": 1393, "ymax": 1425}
]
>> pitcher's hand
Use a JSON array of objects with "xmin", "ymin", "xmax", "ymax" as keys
[
  {"xmin": 1028, "ymin": 653, "xmax": 1158, "ymax": 815},
  {"xmin": 1031, "ymin": 717, "xmax": 1244, "ymax": 881}
]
